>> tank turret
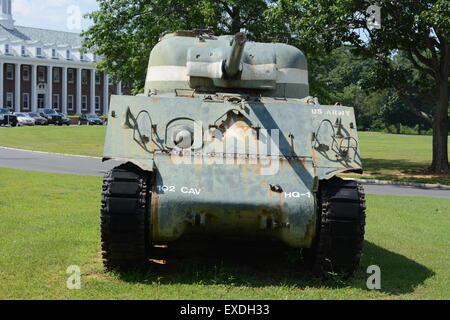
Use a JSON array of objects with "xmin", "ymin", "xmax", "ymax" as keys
[{"xmin": 144, "ymin": 31, "xmax": 310, "ymax": 98}]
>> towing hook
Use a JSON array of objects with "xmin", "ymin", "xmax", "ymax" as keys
[{"xmin": 270, "ymin": 184, "xmax": 283, "ymax": 193}]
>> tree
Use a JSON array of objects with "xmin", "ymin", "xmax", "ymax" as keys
[
  {"xmin": 380, "ymin": 90, "xmax": 425, "ymax": 133},
  {"xmin": 307, "ymin": 47, "xmax": 386, "ymax": 130},
  {"xmin": 374, "ymin": 53, "xmax": 435, "ymax": 134},
  {"xmin": 269, "ymin": 0, "xmax": 449, "ymax": 172},
  {"xmin": 83, "ymin": 0, "xmax": 274, "ymax": 92}
]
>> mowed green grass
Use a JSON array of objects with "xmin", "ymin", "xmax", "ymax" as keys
[
  {"xmin": 358, "ymin": 132, "xmax": 449, "ymax": 173},
  {"xmin": 0, "ymin": 126, "xmax": 105, "ymax": 157},
  {"xmin": 0, "ymin": 168, "xmax": 448, "ymax": 300}
]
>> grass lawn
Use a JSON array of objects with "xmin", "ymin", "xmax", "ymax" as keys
[
  {"xmin": 0, "ymin": 168, "xmax": 449, "ymax": 300},
  {"xmin": 0, "ymin": 127, "xmax": 448, "ymax": 184},
  {"xmin": 0, "ymin": 126, "xmax": 105, "ymax": 158},
  {"xmin": 359, "ymin": 132, "xmax": 437, "ymax": 172},
  {"xmin": 353, "ymin": 132, "xmax": 450, "ymax": 185}
]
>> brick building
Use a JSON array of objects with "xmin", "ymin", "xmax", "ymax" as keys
[{"xmin": 0, "ymin": 0, "xmax": 122, "ymax": 115}]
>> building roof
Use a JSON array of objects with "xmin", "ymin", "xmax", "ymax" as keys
[{"xmin": 0, "ymin": 25, "xmax": 82, "ymax": 47}]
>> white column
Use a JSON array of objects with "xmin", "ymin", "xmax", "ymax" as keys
[
  {"xmin": 76, "ymin": 68, "xmax": 82, "ymax": 114},
  {"xmin": 0, "ymin": 63, "xmax": 3, "ymax": 109},
  {"xmin": 117, "ymin": 81, "xmax": 122, "ymax": 95},
  {"xmin": 47, "ymin": 66, "xmax": 52, "ymax": 109},
  {"xmin": 62, "ymin": 67, "xmax": 67, "ymax": 114},
  {"xmin": 103, "ymin": 73, "xmax": 109, "ymax": 116},
  {"xmin": 90, "ymin": 69, "xmax": 96, "ymax": 114},
  {"xmin": 31, "ymin": 64, "xmax": 37, "ymax": 112},
  {"xmin": 14, "ymin": 63, "xmax": 21, "ymax": 112}
]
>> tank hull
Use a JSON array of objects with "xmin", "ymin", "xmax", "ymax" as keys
[
  {"xmin": 100, "ymin": 32, "xmax": 366, "ymax": 274},
  {"xmin": 103, "ymin": 94, "xmax": 362, "ymax": 249},
  {"xmin": 151, "ymin": 153, "xmax": 316, "ymax": 248}
]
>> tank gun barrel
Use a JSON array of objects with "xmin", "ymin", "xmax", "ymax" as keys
[{"xmin": 224, "ymin": 32, "xmax": 247, "ymax": 78}]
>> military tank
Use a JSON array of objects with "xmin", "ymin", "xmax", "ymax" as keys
[{"xmin": 101, "ymin": 30, "xmax": 366, "ymax": 275}]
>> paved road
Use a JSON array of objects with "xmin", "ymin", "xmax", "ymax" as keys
[
  {"xmin": 1, "ymin": 147, "xmax": 449, "ymax": 198},
  {"xmin": 0, "ymin": 147, "xmax": 122, "ymax": 177}
]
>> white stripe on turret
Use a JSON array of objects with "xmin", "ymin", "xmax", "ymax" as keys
[
  {"xmin": 276, "ymin": 68, "xmax": 309, "ymax": 84},
  {"xmin": 146, "ymin": 66, "xmax": 189, "ymax": 82},
  {"xmin": 146, "ymin": 65, "xmax": 309, "ymax": 85}
]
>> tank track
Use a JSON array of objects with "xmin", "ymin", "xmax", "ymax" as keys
[
  {"xmin": 305, "ymin": 177, "xmax": 366, "ymax": 276},
  {"xmin": 100, "ymin": 163, "xmax": 151, "ymax": 271}
]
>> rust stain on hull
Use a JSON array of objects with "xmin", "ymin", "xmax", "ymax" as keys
[
  {"xmin": 151, "ymin": 185, "xmax": 161, "ymax": 241},
  {"xmin": 311, "ymin": 148, "xmax": 318, "ymax": 177},
  {"xmin": 303, "ymin": 210, "xmax": 317, "ymax": 248},
  {"xmin": 277, "ymin": 192, "xmax": 283, "ymax": 209},
  {"xmin": 299, "ymin": 159, "xmax": 306, "ymax": 168}
]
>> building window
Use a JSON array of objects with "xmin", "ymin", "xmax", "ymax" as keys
[
  {"xmin": 36, "ymin": 47, "xmax": 42, "ymax": 57},
  {"xmin": 67, "ymin": 95, "xmax": 74, "ymax": 110},
  {"xmin": 108, "ymin": 77, "xmax": 113, "ymax": 86},
  {"xmin": 23, "ymin": 66, "xmax": 30, "ymax": 81},
  {"xmin": 95, "ymin": 73, "xmax": 101, "ymax": 85},
  {"xmin": 23, "ymin": 93, "xmax": 30, "ymax": 110},
  {"xmin": 6, "ymin": 0, "xmax": 11, "ymax": 14},
  {"xmin": 6, "ymin": 64, "xmax": 13, "ymax": 80},
  {"xmin": 6, "ymin": 92, "xmax": 13, "ymax": 109},
  {"xmin": 66, "ymin": 50, "xmax": 71, "ymax": 60},
  {"xmin": 53, "ymin": 68, "xmax": 60, "ymax": 83},
  {"xmin": 81, "ymin": 70, "xmax": 88, "ymax": 84},
  {"xmin": 52, "ymin": 49, "xmax": 58, "ymax": 59},
  {"xmin": 80, "ymin": 52, "xmax": 85, "ymax": 61},
  {"xmin": 81, "ymin": 95, "xmax": 88, "ymax": 110},
  {"xmin": 93, "ymin": 54, "xmax": 97, "ymax": 62},
  {"xmin": 53, "ymin": 94, "xmax": 60, "ymax": 109},
  {"xmin": 95, "ymin": 96, "xmax": 101, "ymax": 111},
  {"xmin": 68, "ymin": 69, "xmax": 74, "ymax": 83},
  {"xmin": 21, "ymin": 45, "xmax": 26, "ymax": 56},
  {"xmin": 4, "ymin": 44, "xmax": 10, "ymax": 55},
  {"xmin": 38, "ymin": 67, "xmax": 45, "ymax": 82}
]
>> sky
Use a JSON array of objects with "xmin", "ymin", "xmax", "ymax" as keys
[{"xmin": 13, "ymin": 0, "xmax": 99, "ymax": 33}]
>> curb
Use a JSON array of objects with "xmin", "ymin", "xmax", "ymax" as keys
[
  {"xmin": 344, "ymin": 178, "xmax": 450, "ymax": 190},
  {"xmin": 0, "ymin": 146, "xmax": 102, "ymax": 160}
]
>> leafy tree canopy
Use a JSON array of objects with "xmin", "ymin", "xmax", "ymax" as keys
[{"xmin": 83, "ymin": 0, "xmax": 274, "ymax": 91}]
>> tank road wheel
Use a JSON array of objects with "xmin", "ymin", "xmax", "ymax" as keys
[
  {"xmin": 304, "ymin": 177, "xmax": 366, "ymax": 276},
  {"xmin": 101, "ymin": 163, "xmax": 151, "ymax": 271}
]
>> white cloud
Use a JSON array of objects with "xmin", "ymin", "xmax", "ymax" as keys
[{"xmin": 13, "ymin": 0, "xmax": 99, "ymax": 32}]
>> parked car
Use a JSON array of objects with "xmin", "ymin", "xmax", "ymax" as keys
[
  {"xmin": 14, "ymin": 113, "xmax": 35, "ymax": 126},
  {"xmin": 27, "ymin": 113, "xmax": 48, "ymax": 126},
  {"xmin": 0, "ymin": 108, "xmax": 18, "ymax": 127},
  {"xmin": 78, "ymin": 114, "xmax": 104, "ymax": 126},
  {"xmin": 38, "ymin": 108, "xmax": 63, "ymax": 125},
  {"xmin": 58, "ymin": 113, "xmax": 71, "ymax": 126}
]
